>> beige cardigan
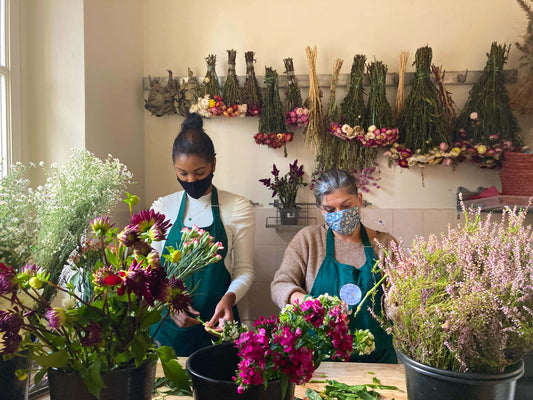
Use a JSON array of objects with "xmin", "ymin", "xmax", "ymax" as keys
[{"xmin": 271, "ymin": 224, "xmax": 396, "ymax": 309}]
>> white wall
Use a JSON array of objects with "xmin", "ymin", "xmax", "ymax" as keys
[{"xmin": 143, "ymin": 0, "xmax": 528, "ymax": 209}]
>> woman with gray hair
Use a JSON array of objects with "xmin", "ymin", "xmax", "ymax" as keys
[{"xmin": 271, "ymin": 169, "xmax": 397, "ymax": 363}]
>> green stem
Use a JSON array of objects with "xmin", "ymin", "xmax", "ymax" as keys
[{"xmin": 354, "ymin": 273, "xmax": 388, "ymax": 316}]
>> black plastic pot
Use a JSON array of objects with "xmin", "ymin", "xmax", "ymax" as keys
[
  {"xmin": 186, "ymin": 342, "xmax": 295, "ymax": 400},
  {"xmin": 47, "ymin": 359, "xmax": 156, "ymax": 400},
  {"xmin": 398, "ymin": 351, "xmax": 524, "ymax": 400},
  {"xmin": 279, "ymin": 208, "xmax": 299, "ymax": 225},
  {"xmin": 0, "ymin": 354, "xmax": 29, "ymax": 400}
]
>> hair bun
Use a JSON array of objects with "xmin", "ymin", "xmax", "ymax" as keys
[{"xmin": 182, "ymin": 113, "xmax": 204, "ymax": 131}]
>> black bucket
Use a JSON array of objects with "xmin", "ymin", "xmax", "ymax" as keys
[
  {"xmin": 398, "ymin": 351, "xmax": 524, "ymax": 400},
  {"xmin": 186, "ymin": 342, "xmax": 294, "ymax": 400},
  {"xmin": 47, "ymin": 359, "xmax": 156, "ymax": 400},
  {"xmin": 0, "ymin": 355, "xmax": 29, "ymax": 400}
]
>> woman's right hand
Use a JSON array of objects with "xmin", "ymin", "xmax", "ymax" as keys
[{"xmin": 170, "ymin": 305, "xmax": 201, "ymax": 328}]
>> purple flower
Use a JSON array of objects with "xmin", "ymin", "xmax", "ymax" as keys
[
  {"xmin": 90, "ymin": 216, "xmax": 114, "ymax": 237},
  {"xmin": 46, "ymin": 307, "xmax": 66, "ymax": 330},
  {"xmin": 119, "ymin": 260, "xmax": 150, "ymax": 300},
  {"xmin": 168, "ymin": 278, "xmax": 192, "ymax": 313},
  {"xmin": 81, "ymin": 323, "xmax": 102, "ymax": 346},
  {"xmin": 146, "ymin": 266, "xmax": 171, "ymax": 303},
  {"xmin": 0, "ymin": 263, "xmax": 17, "ymax": 295},
  {"xmin": 118, "ymin": 224, "xmax": 140, "ymax": 247},
  {"xmin": 130, "ymin": 209, "xmax": 171, "ymax": 237}
]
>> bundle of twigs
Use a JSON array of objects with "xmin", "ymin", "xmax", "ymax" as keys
[
  {"xmin": 393, "ymin": 51, "xmax": 409, "ymax": 125},
  {"xmin": 432, "ymin": 64, "xmax": 457, "ymax": 129},
  {"xmin": 222, "ymin": 49, "xmax": 243, "ymax": 106},
  {"xmin": 398, "ymin": 46, "xmax": 450, "ymax": 153},
  {"xmin": 144, "ymin": 70, "xmax": 179, "ymax": 117},
  {"xmin": 304, "ymin": 46, "xmax": 326, "ymax": 150},
  {"xmin": 284, "ymin": 58, "xmax": 304, "ymax": 111},
  {"xmin": 175, "ymin": 68, "xmax": 201, "ymax": 117},
  {"xmin": 456, "ymin": 42, "xmax": 521, "ymax": 144},
  {"xmin": 242, "ymin": 51, "xmax": 262, "ymax": 113},
  {"xmin": 258, "ymin": 67, "xmax": 287, "ymax": 134},
  {"xmin": 365, "ymin": 60, "xmax": 393, "ymax": 128},
  {"xmin": 511, "ymin": 0, "xmax": 533, "ymax": 114},
  {"xmin": 202, "ymin": 54, "xmax": 221, "ymax": 98},
  {"xmin": 325, "ymin": 58, "xmax": 344, "ymax": 124},
  {"xmin": 340, "ymin": 55, "xmax": 367, "ymax": 127}
]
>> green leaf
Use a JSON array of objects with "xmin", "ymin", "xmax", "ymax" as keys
[
  {"xmin": 33, "ymin": 349, "xmax": 68, "ymax": 369},
  {"xmin": 305, "ymin": 388, "xmax": 323, "ymax": 400},
  {"xmin": 140, "ymin": 309, "xmax": 161, "ymax": 329},
  {"xmin": 33, "ymin": 367, "xmax": 47, "ymax": 384},
  {"xmin": 131, "ymin": 334, "xmax": 151, "ymax": 365},
  {"xmin": 156, "ymin": 347, "xmax": 189, "ymax": 391},
  {"xmin": 104, "ymin": 247, "xmax": 119, "ymax": 267},
  {"xmin": 79, "ymin": 360, "xmax": 105, "ymax": 399}
]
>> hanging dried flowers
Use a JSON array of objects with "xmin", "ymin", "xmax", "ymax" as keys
[
  {"xmin": 393, "ymin": 51, "xmax": 409, "ymax": 125},
  {"xmin": 175, "ymin": 68, "xmax": 202, "ymax": 117},
  {"xmin": 284, "ymin": 58, "xmax": 309, "ymax": 128},
  {"xmin": 254, "ymin": 67, "xmax": 293, "ymax": 155},
  {"xmin": 510, "ymin": 0, "xmax": 533, "ymax": 114},
  {"xmin": 397, "ymin": 45, "xmax": 450, "ymax": 155},
  {"xmin": 242, "ymin": 51, "xmax": 262, "ymax": 116},
  {"xmin": 222, "ymin": 49, "xmax": 244, "ymax": 115},
  {"xmin": 365, "ymin": 60, "xmax": 393, "ymax": 128},
  {"xmin": 303, "ymin": 46, "xmax": 326, "ymax": 150},
  {"xmin": 432, "ymin": 64, "xmax": 457, "ymax": 129},
  {"xmin": 202, "ymin": 54, "xmax": 222, "ymax": 99},
  {"xmin": 144, "ymin": 70, "xmax": 179, "ymax": 117},
  {"xmin": 456, "ymin": 42, "xmax": 521, "ymax": 146}
]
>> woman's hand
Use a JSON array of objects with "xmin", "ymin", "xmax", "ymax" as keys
[
  {"xmin": 205, "ymin": 292, "xmax": 236, "ymax": 333},
  {"xmin": 289, "ymin": 291, "xmax": 307, "ymax": 305},
  {"xmin": 170, "ymin": 305, "xmax": 201, "ymax": 328}
]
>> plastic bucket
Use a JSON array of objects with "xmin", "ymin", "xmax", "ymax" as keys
[
  {"xmin": 186, "ymin": 342, "xmax": 294, "ymax": 400},
  {"xmin": 398, "ymin": 351, "xmax": 524, "ymax": 400}
]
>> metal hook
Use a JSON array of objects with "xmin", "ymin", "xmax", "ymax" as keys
[{"xmin": 457, "ymin": 69, "xmax": 469, "ymax": 84}]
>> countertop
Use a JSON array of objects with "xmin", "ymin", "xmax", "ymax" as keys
[{"xmin": 36, "ymin": 360, "xmax": 407, "ymax": 400}]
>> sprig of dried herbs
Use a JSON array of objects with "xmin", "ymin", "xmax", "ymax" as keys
[
  {"xmin": 175, "ymin": 68, "xmax": 201, "ymax": 117},
  {"xmin": 398, "ymin": 45, "xmax": 450, "ymax": 153},
  {"xmin": 242, "ymin": 51, "xmax": 263, "ymax": 110},
  {"xmin": 258, "ymin": 67, "xmax": 287, "ymax": 134},
  {"xmin": 456, "ymin": 42, "xmax": 521, "ymax": 145},
  {"xmin": 222, "ymin": 49, "xmax": 243, "ymax": 106},
  {"xmin": 304, "ymin": 46, "xmax": 326, "ymax": 150},
  {"xmin": 202, "ymin": 54, "xmax": 221, "ymax": 98},
  {"xmin": 144, "ymin": 70, "xmax": 179, "ymax": 117},
  {"xmin": 432, "ymin": 64, "xmax": 457, "ymax": 129},
  {"xmin": 340, "ymin": 55, "xmax": 366, "ymax": 127},
  {"xmin": 284, "ymin": 57, "xmax": 304, "ymax": 112},
  {"xmin": 365, "ymin": 60, "xmax": 393, "ymax": 128}
]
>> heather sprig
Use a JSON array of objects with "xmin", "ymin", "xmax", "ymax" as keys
[{"xmin": 377, "ymin": 199, "xmax": 533, "ymax": 373}]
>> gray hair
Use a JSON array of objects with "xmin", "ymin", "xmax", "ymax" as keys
[{"xmin": 313, "ymin": 169, "xmax": 358, "ymax": 207}]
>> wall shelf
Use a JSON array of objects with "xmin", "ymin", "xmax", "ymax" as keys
[
  {"xmin": 143, "ymin": 69, "xmax": 517, "ymax": 91},
  {"xmin": 457, "ymin": 186, "xmax": 532, "ymax": 218},
  {"xmin": 266, "ymin": 202, "xmax": 317, "ymax": 230}
]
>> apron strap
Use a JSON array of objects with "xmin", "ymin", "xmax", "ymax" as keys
[{"xmin": 326, "ymin": 228, "xmax": 335, "ymax": 256}]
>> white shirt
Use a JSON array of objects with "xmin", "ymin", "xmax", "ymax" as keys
[{"xmin": 151, "ymin": 188, "xmax": 255, "ymax": 303}]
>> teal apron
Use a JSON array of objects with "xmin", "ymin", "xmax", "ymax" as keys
[
  {"xmin": 152, "ymin": 187, "xmax": 239, "ymax": 356},
  {"xmin": 310, "ymin": 225, "xmax": 397, "ymax": 363}
]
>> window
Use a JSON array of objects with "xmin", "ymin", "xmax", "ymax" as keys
[{"xmin": 0, "ymin": 0, "xmax": 10, "ymax": 177}]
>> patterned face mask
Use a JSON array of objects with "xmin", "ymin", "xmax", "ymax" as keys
[{"xmin": 323, "ymin": 206, "xmax": 361, "ymax": 235}]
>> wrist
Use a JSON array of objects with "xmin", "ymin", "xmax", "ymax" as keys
[{"xmin": 222, "ymin": 291, "xmax": 236, "ymax": 306}]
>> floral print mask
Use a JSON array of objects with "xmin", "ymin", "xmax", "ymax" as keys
[{"xmin": 323, "ymin": 206, "xmax": 361, "ymax": 235}]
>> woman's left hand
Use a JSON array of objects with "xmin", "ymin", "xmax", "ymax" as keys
[{"xmin": 205, "ymin": 292, "xmax": 236, "ymax": 333}]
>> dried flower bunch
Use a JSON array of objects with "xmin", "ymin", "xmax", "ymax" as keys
[
  {"xmin": 283, "ymin": 58, "xmax": 309, "ymax": 129},
  {"xmin": 259, "ymin": 159, "xmax": 307, "ymax": 209},
  {"xmin": 456, "ymin": 42, "xmax": 522, "ymax": 147},
  {"xmin": 144, "ymin": 70, "xmax": 180, "ymax": 117},
  {"xmin": 222, "ymin": 49, "xmax": 243, "ymax": 107},
  {"xmin": 377, "ymin": 201, "xmax": 533, "ymax": 373},
  {"xmin": 202, "ymin": 54, "xmax": 221, "ymax": 99},
  {"xmin": 0, "ymin": 210, "xmax": 222, "ymax": 398},
  {"xmin": 242, "ymin": 51, "xmax": 262, "ymax": 116}
]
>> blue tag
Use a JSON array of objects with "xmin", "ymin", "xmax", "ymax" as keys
[{"xmin": 339, "ymin": 283, "xmax": 362, "ymax": 305}]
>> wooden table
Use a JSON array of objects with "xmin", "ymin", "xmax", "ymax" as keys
[{"xmin": 37, "ymin": 360, "xmax": 407, "ymax": 400}]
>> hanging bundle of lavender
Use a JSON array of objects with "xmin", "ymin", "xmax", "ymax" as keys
[
  {"xmin": 340, "ymin": 55, "xmax": 367, "ymax": 127},
  {"xmin": 175, "ymin": 68, "xmax": 202, "ymax": 117},
  {"xmin": 365, "ymin": 60, "xmax": 393, "ymax": 128},
  {"xmin": 202, "ymin": 54, "xmax": 221, "ymax": 98},
  {"xmin": 222, "ymin": 49, "xmax": 243, "ymax": 107},
  {"xmin": 456, "ymin": 42, "xmax": 521, "ymax": 145},
  {"xmin": 398, "ymin": 46, "xmax": 450, "ymax": 153},
  {"xmin": 242, "ymin": 51, "xmax": 262, "ymax": 116}
]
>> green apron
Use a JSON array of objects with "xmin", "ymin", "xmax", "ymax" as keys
[
  {"xmin": 152, "ymin": 187, "xmax": 239, "ymax": 356},
  {"xmin": 309, "ymin": 225, "xmax": 397, "ymax": 363}
]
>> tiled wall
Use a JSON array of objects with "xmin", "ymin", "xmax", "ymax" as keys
[{"xmin": 237, "ymin": 206, "xmax": 533, "ymax": 327}]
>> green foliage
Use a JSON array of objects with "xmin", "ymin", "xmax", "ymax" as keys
[
  {"xmin": 222, "ymin": 49, "xmax": 243, "ymax": 106},
  {"xmin": 202, "ymin": 54, "xmax": 221, "ymax": 98},
  {"xmin": 283, "ymin": 58, "xmax": 303, "ymax": 111},
  {"xmin": 365, "ymin": 60, "xmax": 393, "ymax": 128},
  {"xmin": 456, "ymin": 42, "xmax": 521, "ymax": 145},
  {"xmin": 258, "ymin": 67, "xmax": 287, "ymax": 134},
  {"xmin": 398, "ymin": 45, "xmax": 450, "ymax": 153}
]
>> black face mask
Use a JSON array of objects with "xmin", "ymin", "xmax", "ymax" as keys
[{"xmin": 177, "ymin": 173, "xmax": 214, "ymax": 199}]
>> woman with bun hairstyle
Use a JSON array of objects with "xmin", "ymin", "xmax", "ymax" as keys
[{"xmin": 150, "ymin": 113, "xmax": 255, "ymax": 356}]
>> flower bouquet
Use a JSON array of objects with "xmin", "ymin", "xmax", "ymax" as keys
[
  {"xmin": 0, "ymin": 205, "xmax": 223, "ymax": 398},
  {"xmin": 285, "ymin": 106, "xmax": 309, "ymax": 128},
  {"xmin": 377, "ymin": 201, "xmax": 533, "ymax": 375},
  {"xmin": 356, "ymin": 126, "xmax": 399, "ymax": 148},
  {"xmin": 259, "ymin": 159, "xmax": 307, "ymax": 210}
]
